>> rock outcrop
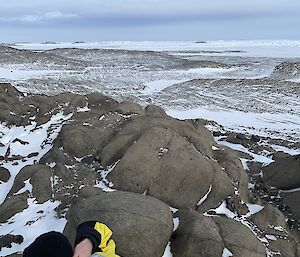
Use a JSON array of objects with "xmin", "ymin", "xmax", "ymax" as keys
[
  {"xmin": 171, "ymin": 209, "xmax": 266, "ymax": 257},
  {"xmin": 271, "ymin": 61, "xmax": 300, "ymax": 79},
  {"xmin": 0, "ymin": 83, "xmax": 299, "ymax": 257},
  {"xmin": 263, "ymin": 154, "xmax": 300, "ymax": 189},
  {"xmin": 65, "ymin": 189, "xmax": 173, "ymax": 257}
]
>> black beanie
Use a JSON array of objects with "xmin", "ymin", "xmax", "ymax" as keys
[{"xmin": 23, "ymin": 231, "xmax": 73, "ymax": 257}]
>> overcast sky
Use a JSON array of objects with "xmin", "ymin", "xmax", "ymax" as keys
[{"xmin": 0, "ymin": 0, "xmax": 299, "ymax": 42}]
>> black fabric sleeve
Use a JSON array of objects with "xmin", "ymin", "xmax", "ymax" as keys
[{"xmin": 75, "ymin": 221, "xmax": 101, "ymax": 254}]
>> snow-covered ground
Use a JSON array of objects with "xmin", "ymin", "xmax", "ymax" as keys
[
  {"xmin": 0, "ymin": 199, "xmax": 66, "ymax": 256},
  {"xmin": 1, "ymin": 41, "xmax": 299, "ymax": 143},
  {"xmin": 167, "ymin": 107, "xmax": 300, "ymax": 141},
  {"xmin": 0, "ymin": 65, "xmax": 74, "ymax": 80},
  {"xmin": 0, "ymin": 112, "xmax": 72, "ymax": 256},
  {"xmin": 0, "ymin": 41, "xmax": 300, "ymax": 141}
]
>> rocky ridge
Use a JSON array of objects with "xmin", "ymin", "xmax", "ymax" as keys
[{"xmin": 0, "ymin": 83, "xmax": 299, "ymax": 257}]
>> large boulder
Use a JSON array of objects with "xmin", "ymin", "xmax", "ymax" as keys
[
  {"xmin": 0, "ymin": 83, "xmax": 24, "ymax": 125},
  {"xmin": 145, "ymin": 105, "xmax": 168, "ymax": 118},
  {"xmin": 95, "ymin": 115, "xmax": 235, "ymax": 209},
  {"xmin": 61, "ymin": 124, "xmax": 113, "ymax": 158},
  {"xmin": 281, "ymin": 191, "xmax": 300, "ymax": 222},
  {"xmin": 268, "ymin": 239, "xmax": 299, "ymax": 257},
  {"xmin": 0, "ymin": 83, "xmax": 23, "ymax": 98},
  {"xmin": 171, "ymin": 210, "xmax": 266, "ymax": 257},
  {"xmin": 7, "ymin": 164, "xmax": 52, "ymax": 203},
  {"xmin": 40, "ymin": 146, "xmax": 75, "ymax": 166},
  {"xmin": 251, "ymin": 203, "xmax": 287, "ymax": 234},
  {"xmin": 212, "ymin": 146, "xmax": 249, "ymax": 201},
  {"xmin": 23, "ymin": 95, "xmax": 61, "ymax": 125},
  {"xmin": 86, "ymin": 92, "xmax": 118, "ymax": 111},
  {"xmin": 116, "ymin": 101, "xmax": 145, "ymax": 116},
  {"xmin": 106, "ymin": 124, "xmax": 233, "ymax": 209},
  {"xmin": 212, "ymin": 217, "xmax": 266, "ymax": 257},
  {"xmin": 97, "ymin": 116, "xmax": 214, "ymax": 167},
  {"xmin": 0, "ymin": 166, "xmax": 10, "ymax": 182},
  {"xmin": 171, "ymin": 209, "xmax": 224, "ymax": 257},
  {"xmin": 251, "ymin": 203, "xmax": 300, "ymax": 257},
  {"xmin": 0, "ymin": 194, "xmax": 28, "ymax": 223},
  {"xmin": 64, "ymin": 190, "xmax": 173, "ymax": 257},
  {"xmin": 196, "ymin": 171, "xmax": 235, "ymax": 213},
  {"xmin": 0, "ymin": 235, "xmax": 23, "ymax": 250},
  {"xmin": 263, "ymin": 154, "xmax": 300, "ymax": 190},
  {"xmin": 53, "ymin": 92, "xmax": 87, "ymax": 109}
]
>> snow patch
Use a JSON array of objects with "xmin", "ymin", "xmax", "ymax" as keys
[
  {"xmin": 143, "ymin": 80, "xmax": 185, "ymax": 94},
  {"xmin": 162, "ymin": 242, "xmax": 173, "ymax": 257},
  {"xmin": 95, "ymin": 161, "xmax": 119, "ymax": 192},
  {"xmin": 217, "ymin": 140, "xmax": 274, "ymax": 165},
  {"xmin": 14, "ymin": 179, "xmax": 33, "ymax": 196},
  {"xmin": 222, "ymin": 247, "xmax": 233, "ymax": 257},
  {"xmin": 240, "ymin": 158, "xmax": 249, "ymax": 171},
  {"xmin": 246, "ymin": 203, "xmax": 264, "ymax": 215},
  {"xmin": 197, "ymin": 185, "xmax": 212, "ymax": 207},
  {"xmin": 167, "ymin": 107, "xmax": 300, "ymax": 141},
  {"xmin": 0, "ymin": 66, "xmax": 71, "ymax": 81},
  {"xmin": 280, "ymin": 187, "xmax": 300, "ymax": 193},
  {"xmin": 213, "ymin": 201, "xmax": 236, "ymax": 219},
  {"xmin": 0, "ymin": 112, "xmax": 73, "ymax": 205},
  {"xmin": 77, "ymin": 104, "xmax": 91, "ymax": 113},
  {"xmin": 266, "ymin": 235, "xmax": 277, "ymax": 241},
  {"xmin": 212, "ymin": 146, "xmax": 219, "ymax": 151},
  {"xmin": 0, "ymin": 198, "xmax": 67, "ymax": 256},
  {"xmin": 173, "ymin": 217, "xmax": 180, "ymax": 232},
  {"xmin": 270, "ymin": 144, "xmax": 300, "ymax": 156}
]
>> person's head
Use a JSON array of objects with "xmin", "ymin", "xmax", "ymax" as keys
[{"xmin": 23, "ymin": 231, "xmax": 73, "ymax": 257}]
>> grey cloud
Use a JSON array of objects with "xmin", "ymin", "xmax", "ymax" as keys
[
  {"xmin": 2, "ymin": 0, "xmax": 300, "ymax": 19},
  {"xmin": 0, "ymin": 0, "xmax": 299, "ymax": 42},
  {"xmin": 0, "ymin": 11, "xmax": 77, "ymax": 24}
]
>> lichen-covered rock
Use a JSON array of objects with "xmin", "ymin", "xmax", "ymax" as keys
[
  {"xmin": 0, "ymin": 194, "xmax": 28, "ymax": 223},
  {"xmin": 64, "ymin": 190, "xmax": 173, "ymax": 257},
  {"xmin": 251, "ymin": 203, "xmax": 287, "ymax": 233},
  {"xmin": 53, "ymin": 92, "xmax": 87, "ymax": 108},
  {"xmin": 282, "ymin": 191, "xmax": 300, "ymax": 222},
  {"xmin": 213, "ymin": 217, "xmax": 266, "ymax": 257},
  {"xmin": 0, "ymin": 235, "xmax": 23, "ymax": 250},
  {"xmin": 171, "ymin": 210, "xmax": 266, "ymax": 257},
  {"xmin": 145, "ymin": 105, "xmax": 168, "ymax": 118},
  {"xmin": 40, "ymin": 146, "xmax": 75, "ymax": 166},
  {"xmin": 61, "ymin": 124, "xmax": 113, "ymax": 157},
  {"xmin": 0, "ymin": 166, "xmax": 10, "ymax": 182},
  {"xmin": 171, "ymin": 209, "xmax": 224, "ymax": 257},
  {"xmin": 106, "ymin": 124, "xmax": 233, "ymax": 209},
  {"xmin": 263, "ymin": 154, "xmax": 300, "ymax": 189},
  {"xmin": 7, "ymin": 164, "xmax": 52, "ymax": 203},
  {"xmin": 116, "ymin": 101, "xmax": 145, "ymax": 116},
  {"xmin": 213, "ymin": 146, "xmax": 249, "ymax": 201},
  {"xmin": 86, "ymin": 92, "xmax": 118, "ymax": 111}
]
